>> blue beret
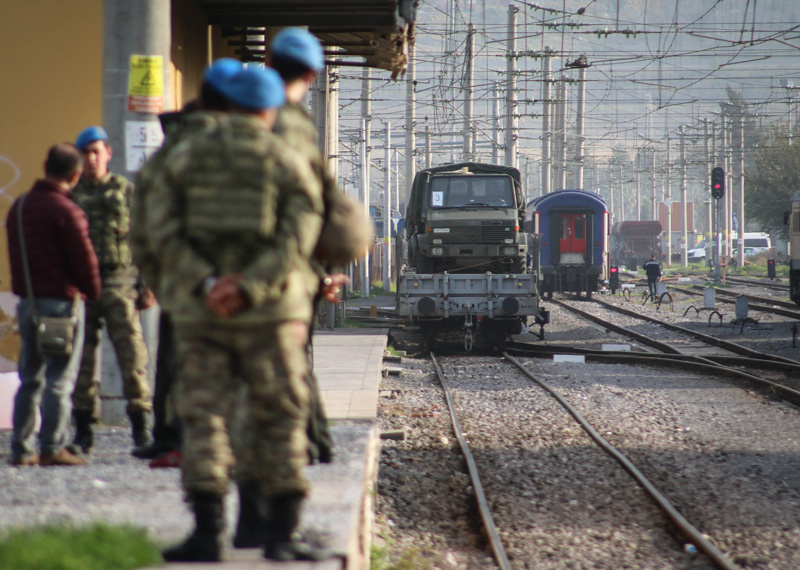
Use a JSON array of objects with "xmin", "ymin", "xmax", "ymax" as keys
[
  {"xmin": 75, "ymin": 126, "xmax": 108, "ymax": 151},
  {"xmin": 271, "ymin": 28, "xmax": 324, "ymax": 73},
  {"xmin": 219, "ymin": 67, "xmax": 285, "ymax": 111},
  {"xmin": 203, "ymin": 58, "xmax": 244, "ymax": 93}
]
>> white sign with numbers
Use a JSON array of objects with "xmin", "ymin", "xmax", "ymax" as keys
[{"xmin": 125, "ymin": 120, "xmax": 164, "ymax": 172}]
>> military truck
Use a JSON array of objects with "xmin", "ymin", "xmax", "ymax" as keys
[{"xmin": 404, "ymin": 162, "xmax": 527, "ymax": 274}]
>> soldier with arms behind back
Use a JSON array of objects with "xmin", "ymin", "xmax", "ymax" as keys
[{"xmin": 147, "ymin": 66, "xmax": 330, "ymax": 562}]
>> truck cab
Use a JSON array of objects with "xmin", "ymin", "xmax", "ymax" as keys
[{"xmin": 404, "ymin": 162, "xmax": 527, "ymax": 274}]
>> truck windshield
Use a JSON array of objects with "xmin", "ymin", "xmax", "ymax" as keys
[{"xmin": 429, "ymin": 176, "xmax": 514, "ymax": 208}]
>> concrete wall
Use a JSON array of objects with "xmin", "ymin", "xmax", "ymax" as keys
[{"xmin": 0, "ymin": 1, "xmax": 103, "ymax": 290}]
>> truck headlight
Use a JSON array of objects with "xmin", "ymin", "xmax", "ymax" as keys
[
  {"xmin": 502, "ymin": 246, "xmax": 517, "ymax": 255},
  {"xmin": 431, "ymin": 247, "xmax": 444, "ymax": 256}
]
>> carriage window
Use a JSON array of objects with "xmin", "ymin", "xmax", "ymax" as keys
[
  {"xmin": 559, "ymin": 217, "xmax": 568, "ymax": 239},
  {"xmin": 574, "ymin": 217, "xmax": 585, "ymax": 239}
]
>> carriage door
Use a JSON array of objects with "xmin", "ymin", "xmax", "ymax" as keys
[{"xmin": 558, "ymin": 213, "xmax": 586, "ymax": 263}]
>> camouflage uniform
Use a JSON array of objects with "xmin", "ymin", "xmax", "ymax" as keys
[
  {"xmin": 146, "ymin": 113, "xmax": 323, "ymax": 496},
  {"xmin": 71, "ymin": 172, "xmax": 152, "ymax": 418},
  {"xmin": 272, "ymin": 101, "xmax": 339, "ymax": 463},
  {"xmin": 131, "ymin": 112, "xmax": 221, "ymax": 453}
]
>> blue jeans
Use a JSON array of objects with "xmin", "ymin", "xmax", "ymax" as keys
[{"xmin": 11, "ymin": 298, "xmax": 85, "ymax": 457}]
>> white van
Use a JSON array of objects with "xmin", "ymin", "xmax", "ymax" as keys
[
  {"xmin": 733, "ymin": 232, "xmax": 772, "ymax": 257},
  {"xmin": 688, "ymin": 233, "xmax": 772, "ymax": 263},
  {"xmin": 687, "ymin": 239, "xmax": 709, "ymax": 263}
]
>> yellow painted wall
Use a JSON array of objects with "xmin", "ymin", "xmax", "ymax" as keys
[{"xmin": 0, "ymin": 1, "xmax": 103, "ymax": 290}]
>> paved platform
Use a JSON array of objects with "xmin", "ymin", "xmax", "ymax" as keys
[
  {"xmin": 143, "ymin": 328, "xmax": 389, "ymax": 570},
  {"xmin": 0, "ymin": 328, "xmax": 388, "ymax": 570}
]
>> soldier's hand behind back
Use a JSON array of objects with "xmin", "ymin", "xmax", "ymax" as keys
[{"xmin": 205, "ymin": 275, "xmax": 248, "ymax": 317}]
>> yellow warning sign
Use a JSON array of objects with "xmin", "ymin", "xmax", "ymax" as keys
[{"xmin": 128, "ymin": 55, "xmax": 164, "ymax": 113}]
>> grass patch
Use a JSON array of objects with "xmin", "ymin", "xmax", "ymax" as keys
[
  {"xmin": 371, "ymin": 543, "xmax": 436, "ymax": 570},
  {"xmin": 344, "ymin": 318, "xmax": 371, "ymax": 328},
  {"xmin": 370, "ymin": 282, "xmax": 397, "ymax": 296},
  {"xmin": 0, "ymin": 523, "xmax": 162, "ymax": 570}
]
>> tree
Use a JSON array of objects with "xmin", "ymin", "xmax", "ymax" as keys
[{"xmin": 745, "ymin": 124, "xmax": 800, "ymax": 239}]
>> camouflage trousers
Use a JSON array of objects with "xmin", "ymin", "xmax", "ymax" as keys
[
  {"xmin": 72, "ymin": 285, "xmax": 152, "ymax": 418},
  {"xmin": 174, "ymin": 320, "xmax": 311, "ymax": 497}
]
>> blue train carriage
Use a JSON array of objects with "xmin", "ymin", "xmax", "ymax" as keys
[
  {"xmin": 789, "ymin": 190, "xmax": 800, "ymax": 307},
  {"xmin": 525, "ymin": 189, "xmax": 609, "ymax": 299}
]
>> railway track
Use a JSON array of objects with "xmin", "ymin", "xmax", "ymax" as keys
[
  {"xmin": 670, "ymin": 284, "xmax": 800, "ymax": 316},
  {"xmin": 723, "ymin": 276, "xmax": 790, "ymax": 292},
  {"xmin": 546, "ymin": 297, "xmax": 800, "ymax": 406},
  {"xmin": 429, "ymin": 351, "xmax": 739, "ymax": 569}
]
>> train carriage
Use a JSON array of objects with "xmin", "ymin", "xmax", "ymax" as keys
[
  {"xmin": 526, "ymin": 190, "xmax": 609, "ymax": 298},
  {"xmin": 789, "ymin": 191, "xmax": 800, "ymax": 307}
]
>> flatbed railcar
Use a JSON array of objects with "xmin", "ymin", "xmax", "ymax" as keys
[
  {"xmin": 397, "ymin": 162, "xmax": 547, "ymax": 350},
  {"xmin": 526, "ymin": 189, "xmax": 609, "ymax": 299}
]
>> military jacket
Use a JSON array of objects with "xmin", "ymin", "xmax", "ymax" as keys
[
  {"xmin": 146, "ymin": 113, "xmax": 324, "ymax": 325},
  {"xmin": 273, "ymin": 102, "xmax": 354, "ymax": 276},
  {"xmin": 131, "ymin": 112, "xmax": 221, "ymax": 293},
  {"xmin": 71, "ymin": 172, "xmax": 136, "ymax": 281}
]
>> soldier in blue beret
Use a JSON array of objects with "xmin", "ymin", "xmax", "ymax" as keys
[
  {"xmin": 69, "ymin": 126, "xmax": 153, "ymax": 456},
  {"xmin": 149, "ymin": 65, "xmax": 330, "ymax": 562}
]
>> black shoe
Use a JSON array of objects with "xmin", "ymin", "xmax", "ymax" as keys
[
  {"xmin": 162, "ymin": 492, "xmax": 223, "ymax": 562},
  {"xmin": 261, "ymin": 492, "xmax": 333, "ymax": 561},
  {"xmin": 131, "ymin": 441, "xmax": 168, "ymax": 459},
  {"xmin": 264, "ymin": 538, "xmax": 333, "ymax": 562},
  {"xmin": 233, "ymin": 480, "xmax": 262, "ymax": 548},
  {"xmin": 71, "ymin": 410, "xmax": 94, "ymax": 454},
  {"xmin": 128, "ymin": 409, "xmax": 154, "ymax": 451}
]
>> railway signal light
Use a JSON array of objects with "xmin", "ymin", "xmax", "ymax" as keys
[
  {"xmin": 609, "ymin": 265, "xmax": 619, "ymax": 294},
  {"xmin": 768, "ymin": 258, "xmax": 776, "ymax": 280},
  {"xmin": 711, "ymin": 167, "xmax": 725, "ymax": 199}
]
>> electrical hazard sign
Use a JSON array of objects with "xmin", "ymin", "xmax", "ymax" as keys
[{"xmin": 128, "ymin": 55, "xmax": 164, "ymax": 113}]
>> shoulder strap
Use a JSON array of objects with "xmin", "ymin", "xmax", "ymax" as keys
[{"xmin": 16, "ymin": 194, "xmax": 39, "ymax": 322}]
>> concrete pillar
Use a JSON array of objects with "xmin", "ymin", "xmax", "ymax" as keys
[{"xmin": 100, "ymin": 0, "xmax": 170, "ymax": 424}]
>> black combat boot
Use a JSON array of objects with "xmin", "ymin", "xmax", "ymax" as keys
[
  {"xmin": 128, "ymin": 409, "xmax": 154, "ymax": 454},
  {"xmin": 162, "ymin": 492, "xmax": 224, "ymax": 562},
  {"xmin": 232, "ymin": 480, "xmax": 263, "ymax": 548},
  {"xmin": 262, "ymin": 492, "xmax": 333, "ymax": 561},
  {"xmin": 69, "ymin": 410, "xmax": 94, "ymax": 454}
]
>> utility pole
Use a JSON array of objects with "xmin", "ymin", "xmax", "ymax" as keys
[
  {"xmin": 361, "ymin": 69, "xmax": 372, "ymax": 297},
  {"xmin": 737, "ymin": 115, "xmax": 745, "ymax": 267},
  {"xmin": 505, "ymin": 5, "xmax": 518, "ymax": 168},
  {"xmin": 704, "ymin": 118, "xmax": 711, "ymax": 240},
  {"xmin": 665, "ymin": 133, "xmax": 672, "ymax": 264},
  {"xmin": 359, "ymin": 119, "xmax": 370, "ymax": 298},
  {"xmin": 575, "ymin": 65, "xmax": 587, "ymax": 189},
  {"xmin": 463, "ymin": 23, "xmax": 475, "ymax": 162},
  {"xmin": 680, "ymin": 125, "xmax": 688, "ymax": 266},
  {"xmin": 557, "ymin": 78, "xmax": 568, "ymax": 191},
  {"xmin": 383, "ymin": 123, "xmax": 392, "ymax": 292},
  {"xmin": 720, "ymin": 114, "xmax": 733, "ymax": 257},
  {"xmin": 405, "ymin": 44, "xmax": 416, "ymax": 209},
  {"xmin": 102, "ymin": 0, "xmax": 170, "ymax": 424},
  {"xmin": 541, "ymin": 46, "xmax": 552, "ymax": 194},
  {"xmin": 711, "ymin": 120, "xmax": 719, "ymax": 273},
  {"xmin": 651, "ymin": 149, "xmax": 656, "ymax": 222},
  {"xmin": 425, "ymin": 126, "xmax": 432, "ymax": 168},
  {"xmin": 493, "ymin": 84, "xmax": 501, "ymax": 164},
  {"xmin": 635, "ymin": 149, "xmax": 641, "ymax": 221}
]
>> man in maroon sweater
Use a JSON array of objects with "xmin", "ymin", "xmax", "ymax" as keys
[{"xmin": 6, "ymin": 143, "xmax": 101, "ymax": 466}]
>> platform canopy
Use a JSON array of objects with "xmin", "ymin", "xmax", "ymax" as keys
[{"xmin": 198, "ymin": 0, "xmax": 417, "ymax": 78}]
